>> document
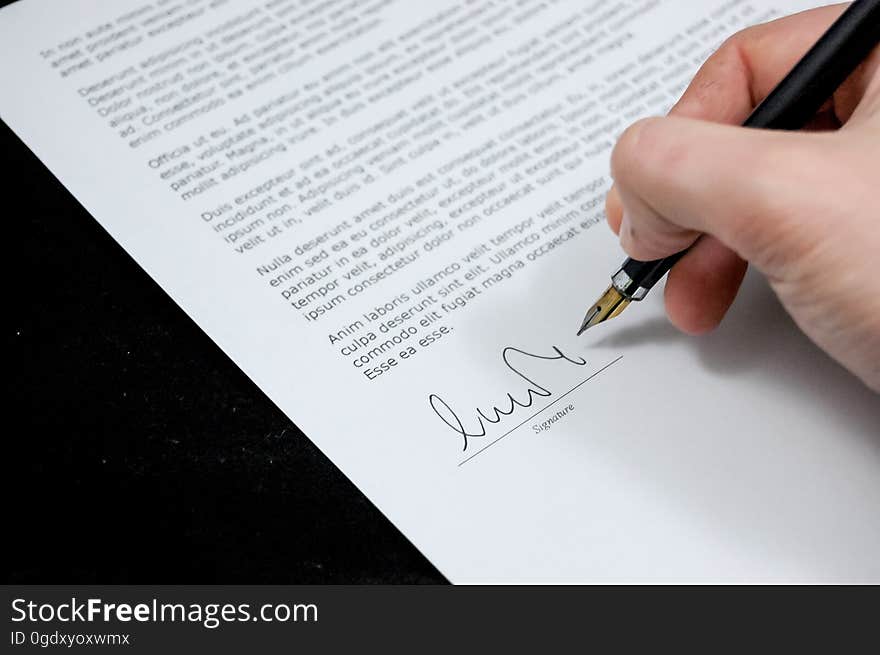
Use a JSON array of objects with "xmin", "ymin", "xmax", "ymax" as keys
[{"xmin": 3, "ymin": 0, "xmax": 879, "ymax": 582}]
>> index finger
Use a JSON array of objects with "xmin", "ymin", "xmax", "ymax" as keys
[
  {"xmin": 606, "ymin": 2, "xmax": 851, "ymax": 232},
  {"xmin": 670, "ymin": 3, "xmax": 852, "ymax": 124}
]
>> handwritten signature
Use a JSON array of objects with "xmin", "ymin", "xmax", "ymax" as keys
[{"xmin": 428, "ymin": 346, "xmax": 588, "ymax": 451}]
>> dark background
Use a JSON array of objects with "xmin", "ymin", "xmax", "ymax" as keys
[{"xmin": 3, "ymin": 1, "xmax": 443, "ymax": 584}]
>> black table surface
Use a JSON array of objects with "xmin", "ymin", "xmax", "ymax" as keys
[{"xmin": 3, "ymin": 3, "xmax": 443, "ymax": 582}]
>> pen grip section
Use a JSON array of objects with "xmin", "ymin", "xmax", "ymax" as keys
[{"xmin": 620, "ymin": 250, "xmax": 687, "ymax": 297}]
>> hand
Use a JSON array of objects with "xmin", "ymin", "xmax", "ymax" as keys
[{"xmin": 605, "ymin": 3, "xmax": 880, "ymax": 392}]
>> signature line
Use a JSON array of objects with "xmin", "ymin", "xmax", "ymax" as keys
[{"xmin": 457, "ymin": 355, "xmax": 624, "ymax": 467}]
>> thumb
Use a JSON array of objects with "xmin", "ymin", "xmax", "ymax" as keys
[{"xmin": 610, "ymin": 115, "xmax": 834, "ymax": 276}]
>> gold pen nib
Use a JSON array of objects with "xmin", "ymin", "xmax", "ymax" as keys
[{"xmin": 576, "ymin": 285, "xmax": 630, "ymax": 335}]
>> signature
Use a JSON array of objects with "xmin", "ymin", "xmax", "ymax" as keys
[{"xmin": 428, "ymin": 346, "xmax": 588, "ymax": 452}]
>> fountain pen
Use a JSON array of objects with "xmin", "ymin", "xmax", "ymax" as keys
[{"xmin": 578, "ymin": 0, "xmax": 880, "ymax": 335}]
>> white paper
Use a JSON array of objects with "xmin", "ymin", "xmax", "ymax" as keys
[{"xmin": 3, "ymin": 0, "xmax": 878, "ymax": 582}]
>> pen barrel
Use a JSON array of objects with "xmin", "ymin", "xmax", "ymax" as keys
[
  {"xmin": 616, "ymin": 0, "xmax": 880, "ymax": 295},
  {"xmin": 743, "ymin": 0, "xmax": 880, "ymax": 131},
  {"xmin": 616, "ymin": 253, "xmax": 687, "ymax": 299}
]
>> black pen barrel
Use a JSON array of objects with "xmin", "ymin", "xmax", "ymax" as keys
[
  {"xmin": 618, "ymin": 0, "xmax": 880, "ymax": 297},
  {"xmin": 745, "ymin": 0, "xmax": 880, "ymax": 130}
]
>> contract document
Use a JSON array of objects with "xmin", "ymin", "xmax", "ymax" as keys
[{"xmin": 3, "ymin": 0, "xmax": 879, "ymax": 582}]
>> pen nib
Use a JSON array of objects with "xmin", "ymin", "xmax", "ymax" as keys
[{"xmin": 576, "ymin": 285, "xmax": 630, "ymax": 335}]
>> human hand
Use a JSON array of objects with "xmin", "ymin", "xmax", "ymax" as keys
[{"xmin": 605, "ymin": 3, "xmax": 880, "ymax": 391}]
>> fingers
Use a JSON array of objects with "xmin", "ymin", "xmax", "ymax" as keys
[
  {"xmin": 605, "ymin": 3, "xmax": 852, "ymax": 238},
  {"xmin": 664, "ymin": 236, "xmax": 747, "ymax": 335},
  {"xmin": 613, "ymin": 170, "xmax": 699, "ymax": 261},
  {"xmin": 606, "ymin": 131, "xmax": 750, "ymax": 335},
  {"xmin": 671, "ymin": 3, "xmax": 851, "ymax": 123},
  {"xmin": 678, "ymin": 3, "xmax": 880, "ymax": 125},
  {"xmin": 603, "ymin": 2, "xmax": 860, "ymax": 237},
  {"xmin": 610, "ymin": 114, "xmax": 826, "ymax": 272},
  {"xmin": 598, "ymin": 2, "xmax": 872, "ymax": 338}
]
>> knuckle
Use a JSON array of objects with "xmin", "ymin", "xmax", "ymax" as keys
[
  {"xmin": 698, "ymin": 30, "xmax": 749, "ymax": 77},
  {"xmin": 704, "ymin": 33, "xmax": 743, "ymax": 71},
  {"xmin": 720, "ymin": 20, "xmax": 765, "ymax": 55},
  {"xmin": 681, "ymin": 35, "xmax": 749, "ymax": 107},
  {"xmin": 717, "ymin": 29, "xmax": 746, "ymax": 55}
]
